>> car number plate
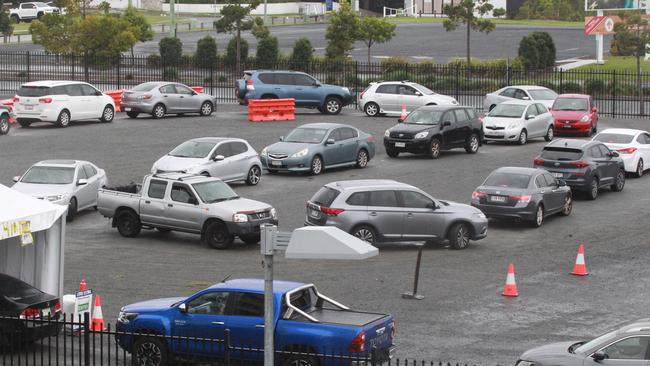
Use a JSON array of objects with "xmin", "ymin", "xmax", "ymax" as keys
[
  {"xmin": 489, "ymin": 195, "xmax": 507, "ymax": 203},
  {"xmin": 124, "ymin": 107, "xmax": 131, "ymax": 112},
  {"xmin": 271, "ymin": 160, "xmax": 282, "ymax": 166},
  {"xmin": 553, "ymin": 172, "xmax": 564, "ymax": 178},
  {"xmin": 395, "ymin": 142, "xmax": 406, "ymax": 148},
  {"xmin": 309, "ymin": 209, "xmax": 320, "ymax": 218},
  {"xmin": 563, "ymin": 125, "xmax": 572, "ymax": 128},
  {"xmin": 24, "ymin": 105, "xmax": 33, "ymax": 110}
]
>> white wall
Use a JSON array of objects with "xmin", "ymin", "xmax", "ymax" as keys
[{"xmin": 160, "ymin": 1, "xmax": 339, "ymax": 15}]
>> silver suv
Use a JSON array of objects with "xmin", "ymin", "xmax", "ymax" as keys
[
  {"xmin": 359, "ymin": 81, "xmax": 458, "ymax": 117},
  {"xmin": 305, "ymin": 180, "xmax": 488, "ymax": 249}
]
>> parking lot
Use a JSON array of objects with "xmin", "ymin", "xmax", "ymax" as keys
[{"xmin": 1, "ymin": 105, "xmax": 649, "ymax": 364}]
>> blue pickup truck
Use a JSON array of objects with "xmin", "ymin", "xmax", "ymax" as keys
[{"xmin": 116, "ymin": 279, "xmax": 396, "ymax": 366}]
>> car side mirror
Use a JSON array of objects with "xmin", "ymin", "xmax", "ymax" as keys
[
  {"xmin": 192, "ymin": 91, "xmax": 198, "ymax": 96},
  {"xmin": 522, "ymin": 96, "xmax": 530, "ymax": 100},
  {"xmin": 178, "ymin": 303, "xmax": 187, "ymax": 313},
  {"xmin": 77, "ymin": 178, "xmax": 88, "ymax": 186},
  {"xmin": 188, "ymin": 197, "xmax": 198, "ymax": 205},
  {"xmin": 414, "ymin": 91, "xmax": 422, "ymax": 96},
  {"xmin": 12, "ymin": 175, "xmax": 20, "ymax": 182},
  {"xmin": 213, "ymin": 155, "xmax": 225, "ymax": 161},
  {"xmin": 611, "ymin": 151, "xmax": 619, "ymax": 158},
  {"xmin": 95, "ymin": 91, "xmax": 102, "ymax": 96},
  {"xmin": 442, "ymin": 121, "xmax": 451, "ymax": 127},
  {"xmin": 427, "ymin": 202, "xmax": 437, "ymax": 210},
  {"xmin": 397, "ymin": 118, "xmax": 404, "ymax": 123},
  {"xmin": 313, "ymin": 82, "xmax": 321, "ymax": 87},
  {"xmin": 325, "ymin": 138, "xmax": 335, "ymax": 145},
  {"xmin": 279, "ymin": 136, "xmax": 284, "ymax": 141},
  {"xmin": 592, "ymin": 351, "xmax": 607, "ymax": 362},
  {"xmin": 592, "ymin": 107, "xmax": 598, "ymax": 113},
  {"xmin": 557, "ymin": 180, "xmax": 566, "ymax": 187},
  {"xmin": 526, "ymin": 114, "xmax": 535, "ymax": 120}
]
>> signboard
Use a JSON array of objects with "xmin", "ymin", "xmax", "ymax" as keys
[
  {"xmin": 585, "ymin": 0, "xmax": 643, "ymax": 10},
  {"xmin": 72, "ymin": 289, "xmax": 93, "ymax": 333},
  {"xmin": 325, "ymin": 0, "xmax": 332, "ymax": 11},
  {"xmin": 1, "ymin": 219, "xmax": 32, "ymax": 242},
  {"xmin": 584, "ymin": 15, "xmax": 622, "ymax": 35}
]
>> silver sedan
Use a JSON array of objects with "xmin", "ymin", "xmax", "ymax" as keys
[
  {"xmin": 121, "ymin": 82, "xmax": 217, "ymax": 119},
  {"xmin": 483, "ymin": 85, "xmax": 558, "ymax": 112}
]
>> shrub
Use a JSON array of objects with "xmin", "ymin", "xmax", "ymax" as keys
[
  {"xmin": 518, "ymin": 32, "xmax": 555, "ymax": 70},
  {"xmin": 146, "ymin": 54, "xmax": 161, "ymax": 67},
  {"xmin": 159, "ymin": 37, "xmax": 182, "ymax": 66},
  {"xmin": 195, "ymin": 35, "xmax": 218, "ymax": 69},
  {"xmin": 225, "ymin": 37, "xmax": 248, "ymax": 66},
  {"xmin": 383, "ymin": 70, "xmax": 410, "ymax": 82},
  {"xmin": 256, "ymin": 35, "xmax": 279, "ymax": 68},
  {"xmin": 381, "ymin": 56, "xmax": 409, "ymax": 71},
  {"xmin": 560, "ymin": 81, "xmax": 582, "ymax": 94},
  {"xmin": 181, "ymin": 54, "xmax": 194, "ymax": 65},
  {"xmin": 289, "ymin": 37, "xmax": 313, "ymax": 71},
  {"xmin": 584, "ymin": 79, "xmax": 606, "ymax": 95}
]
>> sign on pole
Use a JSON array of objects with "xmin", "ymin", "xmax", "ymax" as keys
[{"xmin": 584, "ymin": 15, "xmax": 621, "ymax": 35}]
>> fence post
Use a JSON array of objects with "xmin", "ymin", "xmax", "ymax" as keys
[
  {"xmin": 83, "ymin": 312, "xmax": 90, "ymax": 366},
  {"xmin": 454, "ymin": 64, "xmax": 460, "ymax": 100},
  {"xmin": 371, "ymin": 346, "xmax": 378, "ymax": 366},
  {"xmin": 26, "ymin": 51, "xmax": 30, "ymax": 82},
  {"xmin": 559, "ymin": 68, "xmax": 564, "ymax": 94},
  {"xmin": 354, "ymin": 61, "xmax": 359, "ymax": 109},
  {"xmin": 612, "ymin": 70, "xmax": 617, "ymax": 118},
  {"xmin": 117, "ymin": 56, "xmax": 121, "ymax": 90},
  {"xmin": 506, "ymin": 66, "xmax": 511, "ymax": 86}
]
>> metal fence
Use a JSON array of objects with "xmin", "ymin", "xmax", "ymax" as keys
[
  {"xmin": 0, "ymin": 314, "xmax": 472, "ymax": 366},
  {"xmin": 0, "ymin": 51, "xmax": 649, "ymax": 117}
]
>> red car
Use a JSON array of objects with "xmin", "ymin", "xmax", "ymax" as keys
[{"xmin": 550, "ymin": 94, "xmax": 599, "ymax": 137}]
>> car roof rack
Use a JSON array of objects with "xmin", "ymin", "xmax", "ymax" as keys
[{"xmin": 151, "ymin": 172, "xmax": 203, "ymax": 181}]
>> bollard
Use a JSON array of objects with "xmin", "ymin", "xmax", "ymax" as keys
[{"xmin": 402, "ymin": 244, "xmax": 424, "ymax": 300}]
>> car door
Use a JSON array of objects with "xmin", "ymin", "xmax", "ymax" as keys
[
  {"xmin": 366, "ymin": 190, "xmax": 404, "ymax": 241},
  {"xmin": 172, "ymin": 291, "xmax": 230, "ymax": 357},
  {"xmin": 274, "ymin": 73, "xmax": 295, "ymax": 102},
  {"xmin": 541, "ymin": 172, "xmax": 565, "ymax": 213},
  {"xmin": 599, "ymin": 144, "xmax": 621, "ymax": 180},
  {"xmin": 22, "ymin": 3, "xmax": 37, "ymax": 18},
  {"xmin": 174, "ymin": 84, "xmax": 202, "ymax": 112},
  {"xmin": 535, "ymin": 103, "xmax": 553, "ymax": 133},
  {"xmin": 440, "ymin": 110, "xmax": 458, "ymax": 148},
  {"xmin": 159, "ymin": 84, "xmax": 179, "ymax": 112},
  {"xmin": 81, "ymin": 164, "xmax": 101, "ymax": 209},
  {"xmin": 322, "ymin": 128, "xmax": 346, "ymax": 165},
  {"xmin": 139, "ymin": 179, "xmax": 169, "ymax": 226},
  {"xmin": 374, "ymin": 84, "xmax": 398, "ymax": 113},
  {"xmin": 453, "ymin": 108, "xmax": 472, "ymax": 145},
  {"xmin": 222, "ymin": 141, "xmax": 251, "ymax": 181},
  {"xmin": 583, "ymin": 336, "xmax": 650, "ymax": 366},
  {"xmin": 208, "ymin": 142, "xmax": 240, "ymax": 182},
  {"xmin": 73, "ymin": 165, "xmax": 93, "ymax": 208},
  {"xmin": 397, "ymin": 85, "xmax": 422, "ymax": 112},
  {"xmin": 165, "ymin": 183, "xmax": 202, "ymax": 231},
  {"xmin": 399, "ymin": 190, "xmax": 446, "ymax": 240},
  {"xmin": 638, "ymin": 133, "xmax": 650, "ymax": 165},
  {"xmin": 523, "ymin": 104, "xmax": 541, "ymax": 137},
  {"xmin": 292, "ymin": 74, "xmax": 321, "ymax": 106},
  {"xmin": 64, "ymin": 84, "xmax": 86, "ymax": 120},
  {"xmin": 589, "ymin": 145, "xmax": 612, "ymax": 185},
  {"xmin": 338, "ymin": 127, "xmax": 360, "ymax": 164},
  {"xmin": 80, "ymin": 84, "xmax": 103, "ymax": 118},
  {"xmin": 225, "ymin": 292, "xmax": 265, "ymax": 358}
]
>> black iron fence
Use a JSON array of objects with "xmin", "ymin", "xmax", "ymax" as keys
[
  {"xmin": 0, "ymin": 51, "xmax": 649, "ymax": 117},
  {"xmin": 0, "ymin": 314, "xmax": 473, "ymax": 366}
]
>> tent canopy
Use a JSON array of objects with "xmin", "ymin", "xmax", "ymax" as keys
[{"xmin": 0, "ymin": 184, "xmax": 67, "ymax": 240}]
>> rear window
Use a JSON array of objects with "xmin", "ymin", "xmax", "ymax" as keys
[
  {"xmin": 132, "ymin": 83, "xmax": 157, "ymax": 92},
  {"xmin": 0, "ymin": 274, "xmax": 42, "ymax": 301},
  {"xmin": 310, "ymin": 187, "xmax": 340, "ymax": 207},
  {"xmin": 484, "ymin": 172, "xmax": 531, "ymax": 189},
  {"xmin": 258, "ymin": 73, "xmax": 275, "ymax": 84},
  {"xmin": 540, "ymin": 147, "xmax": 583, "ymax": 161},
  {"xmin": 17, "ymin": 86, "xmax": 51, "ymax": 97},
  {"xmin": 594, "ymin": 133, "xmax": 635, "ymax": 144}
]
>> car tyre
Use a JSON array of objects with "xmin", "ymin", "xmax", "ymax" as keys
[
  {"xmin": 428, "ymin": 138, "xmax": 441, "ymax": 159},
  {"xmin": 561, "ymin": 194, "xmax": 572, "ymax": 216},
  {"xmin": 586, "ymin": 178, "xmax": 599, "ymax": 200},
  {"xmin": 100, "ymin": 105, "xmax": 114, "ymax": 123},
  {"xmin": 199, "ymin": 101, "xmax": 214, "ymax": 116},
  {"xmin": 18, "ymin": 120, "xmax": 31, "ymax": 128},
  {"xmin": 245, "ymin": 165, "xmax": 262, "ymax": 186},
  {"xmin": 66, "ymin": 197, "xmax": 77, "ymax": 222},
  {"xmin": 356, "ymin": 149, "xmax": 369, "ymax": 168},
  {"xmin": 465, "ymin": 133, "xmax": 479, "ymax": 154},
  {"xmin": 56, "ymin": 109, "xmax": 71, "ymax": 128},
  {"xmin": 240, "ymin": 234, "xmax": 260, "ymax": 245},
  {"xmin": 544, "ymin": 126, "xmax": 554, "ymax": 141},
  {"xmin": 126, "ymin": 111, "xmax": 139, "ymax": 119},
  {"xmin": 386, "ymin": 148, "xmax": 399, "ymax": 158},
  {"xmin": 323, "ymin": 96, "xmax": 342, "ymax": 115},
  {"xmin": 115, "ymin": 210, "xmax": 141, "ymax": 238},
  {"xmin": 352, "ymin": 225, "xmax": 377, "ymax": 245},
  {"xmin": 310, "ymin": 155, "xmax": 323, "ymax": 175},
  {"xmin": 635, "ymin": 159, "xmax": 644, "ymax": 178},
  {"xmin": 531, "ymin": 204, "xmax": 544, "ymax": 228},
  {"xmin": 448, "ymin": 222, "xmax": 471, "ymax": 250},
  {"xmin": 611, "ymin": 169, "xmax": 625, "ymax": 192},
  {"xmin": 133, "ymin": 337, "xmax": 168, "ymax": 366},
  {"xmin": 152, "ymin": 104, "xmax": 166, "ymax": 119},
  {"xmin": 0, "ymin": 115, "xmax": 9, "ymax": 135},
  {"xmin": 364, "ymin": 102, "xmax": 379, "ymax": 117},
  {"xmin": 283, "ymin": 354, "xmax": 319, "ymax": 366},
  {"xmin": 517, "ymin": 129, "xmax": 527, "ymax": 145},
  {"xmin": 205, "ymin": 221, "xmax": 233, "ymax": 250}
]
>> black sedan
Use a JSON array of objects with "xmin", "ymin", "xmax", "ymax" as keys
[
  {"xmin": 471, "ymin": 167, "xmax": 572, "ymax": 227},
  {"xmin": 0, "ymin": 273, "xmax": 62, "ymax": 344}
]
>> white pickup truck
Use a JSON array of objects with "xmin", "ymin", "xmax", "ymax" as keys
[
  {"xmin": 97, "ymin": 173, "xmax": 278, "ymax": 249},
  {"xmin": 9, "ymin": 2, "xmax": 60, "ymax": 22}
]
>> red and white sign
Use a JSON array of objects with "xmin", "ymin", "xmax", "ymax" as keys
[{"xmin": 584, "ymin": 15, "xmax": 622, "ymax": 35}]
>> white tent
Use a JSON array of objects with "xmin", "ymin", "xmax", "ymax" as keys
[{"xmin": 0, "ymin": 184, "xmax": 67, "ymax": 297}]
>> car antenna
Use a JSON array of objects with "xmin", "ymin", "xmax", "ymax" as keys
[{"xmin": 220, "ymin": 274, "xmax": 232, "ymax": 283}]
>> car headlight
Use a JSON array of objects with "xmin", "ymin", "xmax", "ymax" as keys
[
  {"xmin": 270, "ymin": 208, "xmax": 277, "ymax": 220},
  {"xmin": 580, "ymin": 115, "xmax": 590, "ymax": 122},
  {"xmin": 516, "ymin": 361, "xmax": 535, "ymax": 366},
  {"xmin": 233, "ymin": 213, "xmax": 248, "ymax": 223},
  {"xmin": 507, "ymin": 122, "xmax": 520, "ymax": 129},
  {"xmin": 451, "ymin": 99, "xmax": 459, "ymax": 105},
  {"xmin": 415, "ymin": 131, "xmax": 429, "ymax": 139},
  {"xmin": 46, "ymin": 194, "xmax": 66, "ymax": 202},
  {"xmin": 473, "ymin": 212, "xmax": 487, "ymax": 219},
  {"xmin": 291, "ymin": 148, "xmax": 309, "ymax": 158},
  {"xmin": 384, "ymin": 129, "xmax": 390, "ymax": 137},
  {"xmin": 260, "ymin": 147, "xmax": 268, "ymax": 156},
  {"xmin": 117, "ymin": 310, "xmax": 138, "ymax": 324}
]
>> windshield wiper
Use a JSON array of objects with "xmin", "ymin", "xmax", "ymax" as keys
[
  {"xmin": 169, "ymin": 154, "xmax": 190, "ymax": 158},
  {"xmin": 226, "ymin": 196, "xmax": 240, "ymax": 201},
  {"xmin": 208, "ymin": 198, "xmax": 229, "ymax": 203}
]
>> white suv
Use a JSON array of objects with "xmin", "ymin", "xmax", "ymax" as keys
[
  {"xmin": 14, "ymin": 81, "xmax": 115, "ymax": 128},
  {"xmin": 359, "ymin": 81, "xmax": 458, "ymax": 117}
]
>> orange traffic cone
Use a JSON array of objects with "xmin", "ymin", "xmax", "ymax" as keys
[
  {"xmin": 400, "ymin": 104, "xmax": 408, "ymax": 120},
  {"xmin": 79, "ymin": 277, "xmax": 87, "ymax": 292},
  {"xmin": 571, "ymin": 244, "xmax": 588, "ymax": 276},
  {"xmin": 502, "ymin": 263, "xmax": 519, "ymax": 297},
  {"xmin": 91, "ymin": 295, "xmax": 105, "ymax": 331}
]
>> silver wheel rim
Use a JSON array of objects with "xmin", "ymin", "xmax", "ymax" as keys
[
  {"xmin": 470, "ymin": 136, "xmax": 479, "ymax": 152},
  {"xmin": 201, "ymin": 102, "xmax": 212, "ymax": 115},
  {"xmin": 312, "ymin": 157, "xmax": 322, "ymax": 174},
  {"xmin": 616, "ymin": 172, "xmax": 625, "ymax": 190},
  {"xmin": 103, "ymin": 107, "xmax": 113, "ymax": 121},
  {"xmin": 355, "ymin": 228, "xmax": 374, "ymax": 243},
  {"xmin": 326, "ymin": 100, "xmax": 339, "ymax": 113},
  {"xmin": 564, "ymin": 196, "xmax": 572, "ymax": 215},
  {"xmin": 520, "ymin": 131, "xmax": 526, "ymax": 144},
  {"xmin": 638, "ymin": 160, "xmax": 644, "ymax": 176},
  {"xmin": 0, "ymin": 119, "xmax": 7, "ymax": 133},
  {"xmin": 248, "ymin": 167, "xmax": 260, "ymax": 185},
  {"xmin": 365, "ymin": 104, "xmax": 378, "ymax": 116},
  {"xmin": 358, "ymin": 150, "xmax": 368, "ymax": 167},
  {"xmin": 431, "ymin": 141, "xmax": 440, "ymax": 157},
  {"xmin": 457, "ymin": 225, "xmax": 470, "ymax": 248},
  {"xmin": 136, "ymin": 342, "xmax": 162, "ymax": 366},
  {"xmin": 154, "ymin": 106, "xmax": 165, "ymax": 118},
  {"xmin": 536, "ymin": 207, "xmax": 543, "ymax": 226},
  {"xmin": 547, "ymin": 127, "xmax": 553, "ymax": 140},
  {"xmin": 60, "ymin": 112, "xmax": 69, "ymax": 126}
]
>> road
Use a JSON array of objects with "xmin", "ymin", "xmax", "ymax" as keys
[{"xmin": 0, "ymin": 21, "xmax": 611, "ymax": 63}]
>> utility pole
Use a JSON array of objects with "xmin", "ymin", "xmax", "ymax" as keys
[
  {"xmin": 170, "ymin": 0, "xmax": 176, "ymax": 37},
  {"xmin": 263, "ymin": 0, "xmax": 267, "ymax": 24}
]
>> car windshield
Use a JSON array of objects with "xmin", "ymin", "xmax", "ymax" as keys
[
  {"xmin": 483, "ymin": 172, "xmax": 530, "ymax": 189},
  {"xmin": 403, "ymin": 110, "xmax": 443, "ymax": 125},
  {"xmin": 17, "ymin": 86, "xmax": 51, "ymax": 97},
  {"xmin": 284, "ymin": 128, "xmax": 328, "ymax": 143},
  {"xmin": 131, "ymin": 83, "xmax": 157, "ymax": 92},
  {"xmin": 574, "ymin": 329, "xmax": 620, "ymax": 354},
  {"xmin": 553, "ymin": 98, "xmax": 588, "ymax": 111},
  {"xmin": 413, "ymin": 83, "xmax": 436, "ymax": 95},
  {"xmin": 34, "ymin": 2, "xmax": 49, "ymax": 6},
  {"xmin": 192, "ymin": 180, "xmax": 239, "ymax": 203},
  {"xmin": 489, "ymin": 104, "xmax": 526, "ymax": 118},
  {"xmin": 168, "ymin": 141, "xmax": 216, "ymax": 158},
  {"xmin": 528, "ymin": 89, "xmax": 557, "ymax": 100},
  {"xmin": 594, "ymin": 133, "xmax": 634, "ymax": 144},
  {"xmin": 20, "ymin": 166, "xmax": 75, "ymax": 184}
]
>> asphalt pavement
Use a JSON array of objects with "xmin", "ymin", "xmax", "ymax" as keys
[{"xmin": 0, "ymin": 105, "xmax": 648, "ymax": 364}]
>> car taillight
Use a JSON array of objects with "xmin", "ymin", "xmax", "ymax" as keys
[
  {"xmin": 38, "ymin": 98, "xmax": 52, "ymax": 103},
  {"xmin": 349, "ymin": 332, "xmax": 365, "ymax": 353},
  {"xmin": 246, "ymin": 79, "xmax": 255, "ymax": 91},
  {"xmin": 533, "ymin": 158, "xmax": 545, "ymax": 165},
  {"xmin": 20, "ymin": 307, "xmax": 40, "ymax": 319},
  {"xmin": 570, "ymin": 161, "xmax": 590, "ymax": 168},
  {"xmin": 54, "ymin": 300, "xmax": 61, "ymax": 313},
  {"xmin": 143, "ymin": 94, "xmax": 153, "ymax": 100},
  {"xmin": 616, "ymin": 147, "xmax": 637, "ymax": 154},
  {"xmin": 320, "ymin": 207, "xmax": 345, "ymax": 216},
  {"xmin": 472, "ymin": 191, "xmax": 486, "ymax": 199},
  {"xmin": 390, "ymin": 320, "xmax": 396, "ymax": 340},
  {"xmin": 511, "ymin": 195, "xmax": 531, "ymax": 203},
  {"xmin": 360, "ymin": 90, "xmax": 365, "ymax": 100},
  {"xmin": 13, "ymin": 97, "xmax": 19, "ymax": 103}
]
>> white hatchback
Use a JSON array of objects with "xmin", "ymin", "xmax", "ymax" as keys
[
  {"xmin": 359, "ymin": 81, "xmax": 458, "ymax": 116},
  {"xmin": 14, "ymin": 81, "xmax": 115, "ymax": 128},
  {"xmin": 593, "ymin": 128, "xmax": 650, "ymax": 177}
]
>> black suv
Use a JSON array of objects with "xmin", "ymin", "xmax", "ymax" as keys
[
  {"xmin": 383, "ymin": 105, "xmax": 483, "ymax": 159},
  {"xmin": 533, "ymin": 139, "xmax": 626, "ymax": 200}
]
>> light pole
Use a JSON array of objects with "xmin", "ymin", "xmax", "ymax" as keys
[
  {"xmin": 170, "ymin": 0, "xmax": 176, "ymax": 37},
  {"xmin": 263, "ymin": 0, "xmax": 267, "ymax": 24}
]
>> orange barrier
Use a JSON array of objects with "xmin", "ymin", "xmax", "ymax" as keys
[
  {"xmin": 190, "ymin": 86, "xmax": 204, "ymax": 93},
  {"xmin": 104, "ymin": 90, "xmax": 124, "ymax": 112},
  {"xmin": 248, "ymin": 98, "xmax": 295, "ymax": 122}
]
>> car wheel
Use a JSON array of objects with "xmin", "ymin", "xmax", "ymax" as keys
[
  {"xmin": 352, "ymin": 225, "xmax": 377, "ymax": 245},
  {"xmin": 133, "ymin": 337, "xmax": 168, "ymax": 366},
  {"xmin": 66, "ymin": 197, "xmax": 77, "ymax": 222},
  {"xmin": 283, "ymin": 354, "xmax": 319, "ymax": 366},
  {"xmin": 126, "ymin": 111, "xmax": 139, "ymax": 119},
  {"xmin": 100, "ymin": 105, "xmax": 114, "ymax": 122},
  {"xmin": 0, "ymin": 115, "xmax": 9, "ymax": 135},
  {"xmin": 428, "ymin": 138, "xmax": 441, "ymax": 159},
  {"xmin": 245, "ymin": 165, "xmax": 261, "ymax": 186},
  {"xmin": 544, "ymin": 126, "xmax": 554, "ymax": 141},
  {"xmin": 611, "ymin": 169, "xmax": 625, "ymax": 192},
  {"xmin": 561, "ymin": 194, "xmax": 572, "ymax": 216},
  {"xmin": 240, "ymin": 234, "xmax": 260, "ymax": 245},
  {"xmin": 517, "ymin": 129, "xmax": 527, "ymax": 145},
  {"xmin": 310, "ymin": 155, "xmax": 323, "ymax": 175},
  {"xmin": 356, "ymin": 149, "xmax": 369, "ymax": 168},
  {"xmin": 18, "ymin": 120, "xmax": 31, "ymax": 128},
  {"xmin": 364, "ymin": 102, "xmax": 379, "ymax": 117},
  {"xmin": 205, "ymin": 221, "xmax": 233, "ymax": 250},
  {"xmin": 199, "ymin": 101, "xmax": 213, "ymax": 116},
  {"xmin": 635, "ymin": 159, "xmax": 644, "ymax": 178},
  {"xmin": 530, "ymin": 204, "xmax": 544, "ymax": 228},
  {"xmin": 56, "ymin": 109, "xmax": 71, "ymax": 128},
  {"xmin": 587, "ymin": 178, "xmax": 599, "ymax": 200},
  {"xmin": 324, "ymin": 96, "xmax": 342, "ymax": 115},
  {"xmin": 386, "ymin": 148, "xmax": 399, "ymax": 158},
  {"xmin": 448, "ymin": 222, "xmax": 471, "ymax": 250},
  {"xmin": 465, "ymin": 133, "xmax": 479, "ymax": 154},
  {"xmin": 115, "ymin": 210, "xmax": 141, "ymax": 237},
  {"xmin": 152, "ymin": 104, "xmax": 166, "ymax": 119}
]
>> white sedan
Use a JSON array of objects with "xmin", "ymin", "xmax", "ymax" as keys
[
  {"xmin": 12, "ymin": 160, "xmax": 108, "ymax": 221},
  {"xmin": 482, "ymin": 100, "xmax": 555, "ymax": 145},
  {"xmin": 593, "ymin": 128, "xmax": 650, "ymax": 177}
]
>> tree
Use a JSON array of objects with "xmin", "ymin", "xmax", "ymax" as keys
[
  {"xmin": 98, "ymin": 1, "xmax": 110, "ymax": 14},
  {"xmin": 518, "ymin": 31, "xmax": 555, "ymax": 70},
  {"xmin": 159, "ymin": 36, "xmax": 183, "ymax": 66},
  {"xmin": 30, "ymin": 14, "xmax": 76, "ymax": 54},
  {"xmin": 325, "ymin": 0, "xmax": 358, "ymax": 62},
  {"xmin": 256, "ymin": 35, "xmax": 278, "ymax": 68},
  {"xmin": 195, "ymin": 35, "xmax": 217, "ymax": 68},
  {"xmin": 492, "ymin": 7, "xmax": 506, "ymax": 18},
  {"xmin": 290, "ymin": 37, "xmax": 313, "ymax": 70},
  {"xmin": 226, "ymin": 37, "xmax": 248, "ymax": 66},
  {"xmin": 443, "ymin": 0, "xmax": 496, "ymax": 65},
  {"xmin": 356, "ymin": 16, "xmax": 395, "ymax": 64},
  {"xmin": 72, "ymin": 14, "xmax": 137, "ymax": 60},
  {"xmin": 251, "ymin": 16, "xmax": 269, "ymax": 39},
  {"xmin": 0, "ymin": 8, "xmax": 14, "ymax": 38},
  {"xmin": 123, "ymin": 5, "xmax": 154, "ymax": 58},
  {"xmin": 214, "ymin": 0, "xmax": 260, "ymax": 72}
]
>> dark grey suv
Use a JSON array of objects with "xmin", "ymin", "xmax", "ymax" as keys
[{"xmin": 305, "ymin": 180, "xmax": 488, "ymax": 249}]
